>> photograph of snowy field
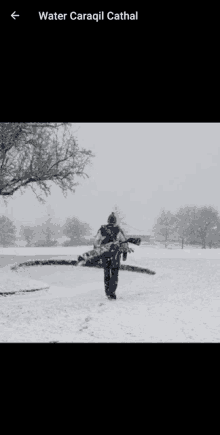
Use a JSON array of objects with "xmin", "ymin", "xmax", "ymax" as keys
[
  {"xmin": 1, "ymin": 246, "xmax": 220, "ymax": 342},
  {"xmin": 1, "ymin": 123, "xmax": 220, "ymax": 343}
]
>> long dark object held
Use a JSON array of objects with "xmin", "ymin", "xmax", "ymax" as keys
[
  {"xmin": 121, "ymin": 237, "xmax": 141, "ymax": 246},
  {"xmin": 77, "ymin": 237, "xmax": 141, "ymax": 263}
]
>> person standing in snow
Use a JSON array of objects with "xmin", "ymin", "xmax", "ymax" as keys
[{"xmin": 94, "ymin": 212, "xmax": 128, "ymax": 300}]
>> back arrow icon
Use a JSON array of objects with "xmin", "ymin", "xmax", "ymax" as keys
[{"xmin": 11, "ymin": 11, "xmax": 20, "ymax": 20}]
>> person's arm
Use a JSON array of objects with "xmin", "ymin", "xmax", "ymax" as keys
[
  {"xmin": 117, "ymin": 229, "xmax": 129, "ymax": 260},
  {"xmin": 117, "ymin": 229, "xmax": 126, "ymax": 243}
]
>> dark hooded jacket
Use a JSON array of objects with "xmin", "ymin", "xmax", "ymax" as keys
[{"xmin": 94, "ymin": 223, "xmax": 128, "ymax": 260}]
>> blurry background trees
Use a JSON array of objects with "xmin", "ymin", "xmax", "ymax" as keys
[
  {"xmin": 152, "ymin": 205, "xmax": 220, "ymax": 249},
  {"xmin": 18, "ymin": 215, "xmax": 93, "ymax": 247},
  {"xmin": 0, "ymin": 215, "xmax": 17, "ymax": 246},
  {"xmin": 153, "ymin": 209, "xmax": 177, "ymax": 248},
  {"xmin": 62, "ymin": 216, "xmax": 92, "ymax": 246},
  {"xmin": 1, "ymin": 204, "xmax": 220, "ymax": 249},
  {"xmin": 173, "ymin": 206, "xmax": 197, "ymax": 249},
  {"xmin": 191, "ymin": 206, "xmax": 220, "ymax": 249},
  {"xmin": 20, "ymin": 225, "xmax": 36, "ymax": 247}
]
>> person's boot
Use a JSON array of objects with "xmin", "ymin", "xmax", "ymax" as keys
[{"xmin": 108, "ymin": 293, "xmax": 116, "ymax": 300}]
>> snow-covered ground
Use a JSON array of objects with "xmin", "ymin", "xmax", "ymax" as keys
[
  {"xmin": 2, "ymin": 244, "xmax": 220, "ymax": 259},
  {"xmin": 1, "ymin": 246, "xmax": 220, "ymax": 342}
]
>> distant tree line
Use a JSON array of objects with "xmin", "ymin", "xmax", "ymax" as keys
[
  {"xmin": 0, "ymin": 214, "xmax": 93, "ymax": 247},
  {"xmin": 153, "ymin": 206, "xmax": 220, "ymax": 249},
  {"xmin": 0, "ymin": 204, "xmax": 128, "ymax": 248},
  {"xmin": 3, "ymin": 204, "xmax": 220, "ymax": 249}
]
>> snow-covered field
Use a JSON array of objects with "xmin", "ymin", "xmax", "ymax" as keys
[{"xmin": 1, "ymin": 246, "xmax": 220, "ymax": 342}]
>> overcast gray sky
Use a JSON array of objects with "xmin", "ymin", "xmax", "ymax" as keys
[{"xmin": 2, "ymin": 123, "xmax": 220, "ymax": 235}]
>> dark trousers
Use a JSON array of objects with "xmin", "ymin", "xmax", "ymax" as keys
[{"xmin": 102, "ymin": 251, "xmax": 121, "ymax": 297}]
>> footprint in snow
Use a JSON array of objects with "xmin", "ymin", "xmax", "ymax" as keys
[{"xmin": 85, "ymin": 316, "xmax": 92, "ymax": 322}]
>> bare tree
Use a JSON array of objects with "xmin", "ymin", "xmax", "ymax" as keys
[
  {"xmin": 206, "ymin": 223, "xmax": 220, "ymax": 248},
  {"xmin": 0, "ymin": 123, "xmax": 94, "ymax": 203},
  {"xmin": 63, "ymin": 216, "xmax": 92, "ymax": 246},
  {"xmin": 20, "ymin": 225, "xmax": 36, "ymax": 246},
  {"xmin": 193, "ymin": 206, "xmax": 220, "ymax": 249},
  {"xmin": 0, "ymin": 215, "xmax": 17, "ymax": 246},
  {"xmin": 20, "ymin": 216, "xmax": 62, "ymax": 247},
  {"xmin": 174, "ymin": 206, "xmax": 198, "ymax": 249},
  {"xmin": 153, "ymin": 209, "xmax": 176, "ymax": 248},
  {"xmin": 34, "ymin": 216, "xmax": 58, "ymax": 247}
]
